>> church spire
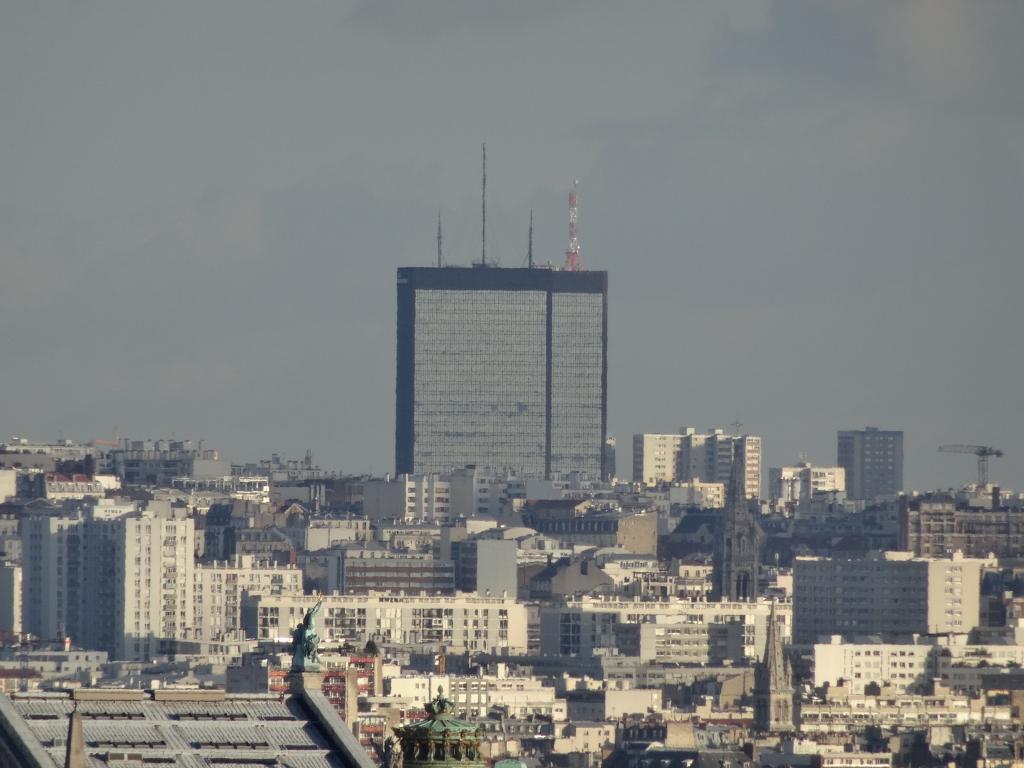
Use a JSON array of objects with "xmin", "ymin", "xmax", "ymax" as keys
[
  {"xmin": 727, "ymin": 451, "xmax": 746, "ymax": 508},
  {"xmin": 754, "ymin": 601, "xmax": 794, "ymax": 733},
  {"xmin": 713, "ymin": 439, "xmax": 762, "ymax": 601}
]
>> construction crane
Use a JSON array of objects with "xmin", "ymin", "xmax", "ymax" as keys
[{"xmin": 938, "ymin": 444, "xmax": 1004, "ymax": 487}]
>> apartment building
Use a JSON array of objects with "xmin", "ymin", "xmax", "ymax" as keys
[
  {"xmin": 388, "ymin": 673, "xmax": 567, "ymax": 720},
  {"xmin": 633, "ymin": 428, "xmax": 762, "ymax": 498},
  {"xmin": 793, "ymin": 551, "xmax": 992, "ymax": 644},
  {"xmin": 799, "ymin": 687, "xmax": 1011, "ymax": 734},
  {"xmin": 362, "ymin": 467, "xmax": 527, "ymax": 524},
  {"xmin": 900, "ymin": 492, "xmax": 1024, "ymax": 559},
  {"xmin": 768, "ymin": 463, "xmax": 846, "ymax": 503},
  {"xmin": 813, "ymin": 635, "xmax": 1024, "ymax": 693},
  {"xmin": 632, "ymin": 434, "xmax": 684, "ymax": 486},
  {"xmin": 363, "ymin": 474, "xmax": 452, "ymax": 523},
  {"xmin": 106, "ymin": 439, "xmax": 227, "ymax": 486},
  {"xmin": 245, "ymin": 592, "xmax": 527, "ymax": 655},
  {"xmin": 193, "ymin": 556, "xmax": 301, "ymax": 642},
  {"xmin": 322, "ymin": 546, "xmax": 455, "ymax": 595},
  {"xmin": 0, "ymin": 564, "xmax": 22, "ymax": 635},
  {"xmin": 837, "ymin": 428, "xmax": 903, "ymax": 501},
  {"xmin": 539, "ymin": 597, "xmax": 790, "ymax": 665},
  {"xmin": 21, "ymin": 503, "xmax": 196, "ymax": 659}
]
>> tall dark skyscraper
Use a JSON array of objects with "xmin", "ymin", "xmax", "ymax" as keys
[
  {"xmin": 395, "ymin": 265, "xmax": 608, "ymax": 479},
  {"xmin": 837, "ymin": 427, "xmax": 904, "ymax": 501}
]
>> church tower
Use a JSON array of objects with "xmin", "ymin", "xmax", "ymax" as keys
[
  {"xmin": 712, "ymin": 443, "xmax": 763, "ymax": 601},
  {"xmin": 754, "ymin": 601, "xmax": 794, "ymax": 733}
]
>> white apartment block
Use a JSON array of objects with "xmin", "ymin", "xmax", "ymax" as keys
[
  {"xmin": 21, "ymin": 503, "xmax": 196, "ymax": 660},
  {"xmin": 388, "ymin": 673, "xmax": 567, "ymax": 720},
  {"xmin": 193, "ymin": 556, "xmax": 302, "ymax": 642},
  {"xmin": 793, "ymin": 551, "xmax": 992, "ymax": 644},
  {"xmin": 769, "ymin": 463, "xmax": 846, "ymax": 503},
  {"xmin": 633, "ymin": 428, "xmax": 762, "ymax": 498},
  {"xmin": 813, "ymin": 635, "xmax": 1024, "ymax": 693},
  {"xmin": 632, "ymin": 434, "xmax": 684, "ymax": 486},
  {"xmin": 363, "ymin": 468, "xmax": 526, "ymax": 523},
  {"xmin": 247, "ymin": 592, "xmax": 527, "ymax": 655},
  {"xmin": 539, "ymin": 597, "xmax": 790, "ymax": 665},
  {"xmin": 669, "ymin": 480, "xmax": 725, "ymax": 509},
  {"xmin": 800, "ymin": 689, "xmax": 1012, "ymax": 734},
  {"xmin": 363, "ymin": 474, "xmax": 452, "ymax": 523},
  {"xmin": 0, "ymin": 564, "xmax": 22, "ymax": 635},
  {"xmin": 116, "ymin": 512, "xmax": 195, "ymax": 660},
  {"xmin": 0, "ymin": 468, "xmax": 16, "ymax": 502}
]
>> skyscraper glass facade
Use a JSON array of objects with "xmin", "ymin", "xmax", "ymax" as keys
[{"xmin": 396, "ymin": 267, "xmax": 607, "ymax": 479}]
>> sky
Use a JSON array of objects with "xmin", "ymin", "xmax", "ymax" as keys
[{"xmin": 2, "ymin": 1, "xmax": 1022, "ymax": 491}]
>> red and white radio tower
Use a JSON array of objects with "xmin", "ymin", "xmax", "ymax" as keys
[{"xmin": 564, "ymin": 180, "xmax": 582, "ymax": 271}]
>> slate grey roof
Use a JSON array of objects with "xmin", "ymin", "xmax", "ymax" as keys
[{"xmin": 0, "ymin": 688, "xmax": 374, "ymax": 768}]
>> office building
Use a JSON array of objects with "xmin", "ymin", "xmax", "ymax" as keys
[
  {"xmin": 603, "ymin": 436, "xmax": 617, "ymax": 481},
  {"xmin": 792, "ymin": 551, "xmax": 992, "ymax": 644},
  {"xmin": 837, "ymin": 427, "xmax": 904, "ymax": 500},
  {"xmin": 395, "ymin": 266, "xmax": 608, "ymax": 479}
]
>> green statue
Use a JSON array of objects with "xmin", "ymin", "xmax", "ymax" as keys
[{"xmin": 291, "ymin": 595, "xmax": 324, "ymax": 671}]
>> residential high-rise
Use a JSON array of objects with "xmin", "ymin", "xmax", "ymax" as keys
[
  {"xmin": 837, "ymin": 427, "xmax": 904, "ymax": 501},
  {"xmin": 632, "ymin": 427, "xmax": 762, "ymax": 498},
  {"xmin": 21, "ymin": 502, "xmax": 195, "ymax": 659},
  {"xmin": 395, "ymin": 266, "xmax": 608, "ymax": 479},
  {"xmin": 632, "ymin": 433, "xmax": 684, "ymax": 485},
  {"xmin": 792, "ymin": 550, "xmax": 991, "ymax": 644},
  {"xmin": 768, "ymin": 462, "xmax": 846, "ymax": 503}
]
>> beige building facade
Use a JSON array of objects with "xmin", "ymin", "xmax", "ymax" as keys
[
  {"xmin": 794, "ymin": 551, "xmax": 992, "ymax": 644},
  {"xmin": 247, "ymin": 592, "xmax": 527, "ymax": 655}
]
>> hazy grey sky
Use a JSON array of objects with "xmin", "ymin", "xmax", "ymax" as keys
[{"xmin": 2, "ymin": 1, "xmax": 1022, "ymax": 491}]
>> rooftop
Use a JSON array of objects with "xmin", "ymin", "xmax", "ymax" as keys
[{"xmin": 0, "ymin": 685, "xmax": 376, "ymax": 768}]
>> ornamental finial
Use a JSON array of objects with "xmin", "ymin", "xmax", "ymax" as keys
[{"xmin": 431, "ymin": 685, "xmax": 454, "ymax": 715}]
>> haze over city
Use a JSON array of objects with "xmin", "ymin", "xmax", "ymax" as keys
[{"xmin": 3, "ymin": 1, "xmax": 1023, "ymax": 489}]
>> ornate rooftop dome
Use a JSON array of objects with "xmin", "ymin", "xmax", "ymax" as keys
[{"xmin": 392, "ymin": 687, "xmax": 483, "ymax": 768}]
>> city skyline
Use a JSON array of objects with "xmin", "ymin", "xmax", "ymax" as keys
[{"xmin": 1, "ymin": 3, "xmax": 1022, "ymax": 491}]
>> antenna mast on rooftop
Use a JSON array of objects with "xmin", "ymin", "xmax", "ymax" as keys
[
  {"xmin": 481, "ymin": 143, "xmax": 487, "ymax": 266},
  {"xmin": 564, "ymin": 180, "xmax": 581, "ymax": 271},
  {"xmin": 437, "ymin": 211, "xmax": 443, "ymax": 268},
  {"xmin": 528, "ymin": 210, "xmax": 534, "ymax": 268}
]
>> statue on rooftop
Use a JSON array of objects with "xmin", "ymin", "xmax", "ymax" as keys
[
  {"xmin": 290, "ymin": 594, "xmax": 324, "ymax": 672},
  {"xmin": 424, "ymin": 685, "xmax": 454, "ymax": 716}
]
